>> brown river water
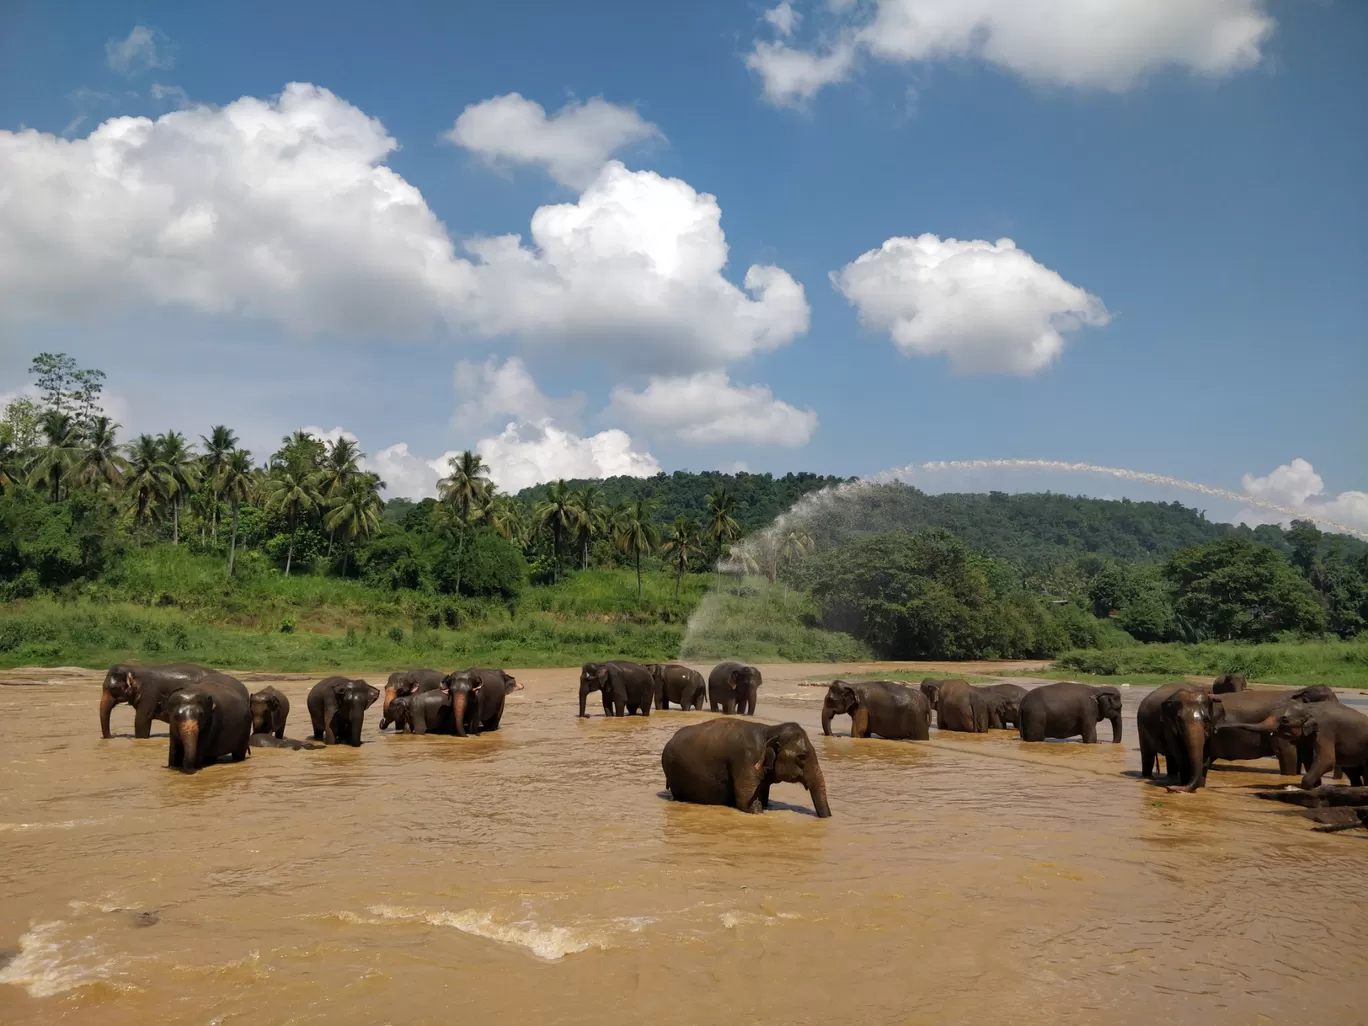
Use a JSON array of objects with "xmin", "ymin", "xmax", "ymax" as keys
[{"xmin": 1, "ymin": 664, "xmax": 1365, "ymax": 1025}]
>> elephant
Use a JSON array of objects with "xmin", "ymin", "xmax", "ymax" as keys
[
  {"xmin": 1206, "ymin": 687, "xmax": 1340, "ymax": 775},
  {"xmin": 707, "ymin": 662, "xmax": 763, "ymax": 716},
  {"xmin": 1158, "ymin": 686, "xmax": 1225, "ymax": 792},
  {"xmin": 979, "ymin": 683, "xmax": 1027, "ymax": 729},
  {"xmin": 933, "ymin": 679, "xmax": 992, "ymax": 733},
  {"xmin": 919, "ymin": 678, "xmax": 946, "ymax": 711},
  {"xmin": 165, "ymin": 672, "xmax": 252, "ymax": 774},
  {"xmin": 578, "ymin": 661, "xmax": 654, "ymax": 717},
  {"xmin": 1212, "ymin": 672, "xmax": 1248, "ymax": 694},
  {"xmin": 250, "ymin": 734, "xmax": 323, "ymax": 750},
  {"xmin": 821, "ymin": 680, "xmax": 930, "ymax": 740},
  {"xmin": 100, "ymin": 663, "xmax": 214, "ymax": 739},
  {"xmin": 1232, "ymin": 701, "xmax": 1368, "ymax": 789},
  {"xmin": 380, "ymin": 669, "xmax": 446, "ymax": 730},
  {"xmin": 648, "ymin": 663, "xmax": 707, "ymax": 710},
  {"xmin": 442, "ymin": 668, "xmax": 514, "ymax": 735},
  {"xmin": 307, "ymin": 676, "xmax": 380, "ymax": 746},
  {"xmin": 387, "ymin": 690, "xmax": 456, "ymax": 735},
  {"xmin": 1138, "ymin": 682, "xmax": 1193, "ymax": 779},
  {"xmin": 1017, "ymin": 681, "xmax": 1123, "ymax": 744},
  {"xmin": 662, "ymin": 719, "xmax": 831, "ymax": 818},
  {"xmin": 249, "ymin": 686, "xmax": 290, "ymax": 738}
]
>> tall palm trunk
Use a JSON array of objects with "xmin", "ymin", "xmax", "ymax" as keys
[
  {"xmin": 674, "ymin": 564, "xmax": 683, "ymax": 602},
  {"xmin": 635, "ymin": 550, "xmax": 643, "ymax": 602},
  {"xmin": 227, "ymin": 501, "xmax": 240, "ymax": 578},
  {"xmin": 172, "ymin": 498, "xmax": 180, "ymax": 545},
  {"xmin": 285, "ymin": 518, "xmax": 297, "ymax": 577}
]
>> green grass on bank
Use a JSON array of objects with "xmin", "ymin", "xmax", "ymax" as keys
[{"xmin": 1050, "ymin": 639, "xmax": 1368, "ymax": 689}]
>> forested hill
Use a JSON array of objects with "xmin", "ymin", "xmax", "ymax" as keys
[{"xmin": 520, "ymin": 472, "xmax": 1365, "ymax": 570}]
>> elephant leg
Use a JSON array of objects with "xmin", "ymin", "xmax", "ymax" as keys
[
  {"xmin": 613, "ymin": 696, "xmax": 626, "ymax": 716},
  {"xmin": 1300, "ymin": 738, "xmax": 1336, "ymax": 789},
  {"xmin": 1080, "ymin": 719, "xmax": 1098, "ymax": 744},
  {"xmin": 724, "ymin": 700, "xmax": 736, "ymax": 715},
  {"xmin": 133, "ymin": 703, "xmax": 155, "ymax": 739},
  {"xmin": 850, "ymin": 708, "xmax": 870, "ymax": 739},
  {"xmin": 733, "ymin": 768, "xmax": 765, "ymax": 814},
  {"xmin": 758, "ymin": 780, "xmax": 772, "ymax": 810},
  {"xmin": 1141, "ymin": 741, "xmax": 1156, "ymax": 779},
  {"xmin": 1272, "ymin": 738, "xmax": 1299, "ymax": 776}
]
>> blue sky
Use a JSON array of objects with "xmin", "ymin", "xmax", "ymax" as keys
[{"xmin": 0, "ymin": 1, "xmax": 1363, "ymax": 529}]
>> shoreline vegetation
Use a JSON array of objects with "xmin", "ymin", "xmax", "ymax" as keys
[{"xmin": 2, "ymin": 353, "xmax": 1365, "ymax": 689}]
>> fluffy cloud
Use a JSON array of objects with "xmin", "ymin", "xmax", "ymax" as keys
[
  {"xmin": 748, "ymin": 0, "xmax": 1275, "ymax": 105},
  {"xmin": 368, "ymin": 442, "xmax": 451, "ymax": 499},
  {"xmin": 764, "ymin": 2, "xmax": 800, "ymax": 36},
  {"xmin": 0, "ymin": 86, "xmax": 807, "ymax": 372},
  {"xmin": 608, "ymin": 372, "xmax": 818, "ymax": 447},
  {"xmin": 476, "ymin": 420, "xmax": 659, "ymax": 493},
  {"xmin": 831, "ymin": 234, "xmax": 1109, "ymax": 375},
  {"xmin": 447, "ymin": 93, "xmax": 661, "ymax": 189},
  {"xmin": 105, "ymin": 26, "xmax": 175, "ymax": 75},
  {"xmin": 1241, "ymin": 459, "xmax": 1368, "ymax": 535},
  {"xmin": 452, "ymin": 356, "xmax": 583, "ymax": 433}
]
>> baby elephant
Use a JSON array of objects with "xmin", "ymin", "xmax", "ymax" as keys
[
  {"xmin": 249, "ymin": 686, "xmax": 290, "ymax": 739},
  {"xmin": 662, "ymin": 719, "xmax": 831, "ymax": 817},
  {"xmin": 821, "ymin": 680, "xmax": 930, "ymax": 740}
]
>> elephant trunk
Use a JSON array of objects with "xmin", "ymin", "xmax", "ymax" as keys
[
  {"xmin": 345, "ymin": 699, "xmax": 365, "ymax": 747},
  {"xmin": 99, "ymin": 690, "xmax": 117, "ymax": 739},
  {"xmin": 1175, "ymin": 718, "xmax": 1208, "ymax": 792},
  {"xmin": 379, "ymin": 685, "xmax": 398, "ymax": 730},
  {"xmin": 452, "ymin": 691, "xmax": 469, "ymax": 736},
  {"xmin": 806, "ymin": 759, "xmax": 832, "ymax": 818},
  {"xmin": 578, "ymin": 687, "xmax": 590, "ymax": 718},
  {"xmin": 178, "ymin": 721, "xmax": 200, "ymax": 774},
  {"xmin": 820, "ymin": 705, "xmax": 835, "ymax": 736},
  {"xmin": 1109, "ymin": 713, "xmax": 1123, "ymax": 744}
]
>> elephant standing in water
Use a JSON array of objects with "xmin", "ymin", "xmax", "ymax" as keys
[
  {"xmin": 1157, "ymin": 686, "xmax": 1225, "ymax": 792},
  {"xmin": 821, "ymin": 680, "xmax": 930, "ymax": 740},
  {"xmin": 387, "ymin": 690, "xmax": 456, "ymax": 735},
  {"xmin": 165, "ymin": 672, "xmax": 252, "ymax": 774},
  {"xmin": 579, "ymin": 661, "xmax": 655, "ymax": 717},
  {"xmin": 442, "ymin": 669, "xmax": 517, "ymax": 735},
  {"xmin": 662, "ymin": 719, "xmax": 831, "ymax": 817},
  {"xmin": 308, "ymin": 676, "xmax": 380, "ymax": 746},
  {"xmin": 933, "ymin": 679, "xmax": 992, "ymax": 733},
  {"xmin": 100, "ymin": 663, "xmax": 214, "ymax": 738},
  {"xmin": 1018, "ymin": 682, "xmax": 1122, "ymax": 744},
  {"xmin": 1228, "ymin": 701, "xmax": 1368, "ymax": 789},
  {"xmin": 979, "ymin": 683, "xmax": 1026, "ymax": 729},
  {"xmin": 708, "ymin": 662, "xmax": 762, "ymax": 716},
  {"xmin": 648, "ymin": 663, "xmax": 706, "ymax": 710},
  {"xmin": 379, "ymin": 669, "xmax": 446, "ymax": 731},
  {"xmin": 249, "ymin": 686, "xmax": 290, "ymax": 739}
]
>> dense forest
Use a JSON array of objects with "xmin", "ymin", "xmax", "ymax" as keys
[{"xmin": 2, "ymin": 353, "xmax": 1366, "ymax": 665}]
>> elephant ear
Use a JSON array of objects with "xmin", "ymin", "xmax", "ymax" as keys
[{"xmin": 762, "ymin": 734, "xmax": 782, "ymax": 777}]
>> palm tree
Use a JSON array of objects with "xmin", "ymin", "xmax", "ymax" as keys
[
  {"xmin": 220, "ymin": 449, "xmax": 255, "ymax": 578},
  {"xmin": 325, "ymin": 472, "xmax": 384, "ymax": 577},
  {"xmin": 123, "ymin": 434, "xmax": 168, "ymax": 527},
  {"xmin": 660, "ymin": 516, "xmax": 701, "ymax": 602},
  {"xmin": 157, "ymin": 431, "xmax": 199, "ymax": 545},
  {"xmin": 488, "ymin": 495, "xmax": 529, "ymax": 547},
  {"xmin": 705, "ymin": 486, "xmax": 741, "ymax": 587},
  {"xmin": 776, "ymin": 527, "xmax": 815, "ymax": 603},
  {"xmin": 614, "ymin": 498, "xmax": 660, "ymax": 603},
  {"xmin": 317, "ymin": 436, "xmax": 363, "ymax": 554},
  {"xmin": 265, "ymin": 463, "xmax": 322, "ymax": 576},
  {"xmin": 534, "ymin": 479, "xmax": 577, "ymax": 582},
  {"xmin": 0, "ymin": 432, "xmax": 21, "ymax": 494},
  {"xmin": 27, "ymin": 410, "xmax": 82, "ymax": 501},
  {"xmin": 570, "ymin": 485, "xmax": 608, "ymax": 570},
  {"xmin": 199, "ymin": 425, "xmax": 239, "ymax": 542},
  {"xmin": 73, "ymin": 415, "xmax": 127, "ymax": 493},
  {"xmin": 438, "ymin": 450, "xmax": 491, "ymax": 524}
]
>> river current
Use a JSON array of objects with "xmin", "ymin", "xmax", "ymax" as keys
[{"xmin": 1, "ymin": 665, "xmax": 1364, "ymax": 1025}]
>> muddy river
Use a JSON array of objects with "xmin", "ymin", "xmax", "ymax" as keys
[{"xmin": 1, "ymin": 665, "xmax": 1364, "ymax": 1025}]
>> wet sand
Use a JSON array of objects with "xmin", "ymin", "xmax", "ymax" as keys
[{"xmin": 1, "ymin": 664, "xmax": 1365, "ymax": 1025}]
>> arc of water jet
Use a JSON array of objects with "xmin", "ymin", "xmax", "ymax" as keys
[{"xmin": 883, "ymin": 460, "xmax": 1368, "ymax": 541}]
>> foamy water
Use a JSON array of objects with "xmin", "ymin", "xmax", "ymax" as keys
[{"xmin": 0, "ymin": 922, "xmax": 119, "ymax": 998}]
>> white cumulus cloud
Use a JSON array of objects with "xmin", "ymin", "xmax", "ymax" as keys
[
  {"xmin": 106, "ymin": 25, "xmax": 175, "ymax": 75},
  {"xmin": 765, "ymin": 2, "xmax": 801, "ymax": 36},
  {"xmin": 746, "ymin": 40, "xmax": 858, "ymax": 105},
  {"xmin": 447, "ymin": 93, "xmax": 662, "ymax": 189},
  {"xmin": 476, "ymin": 420, "xmax": 660, "ymax": 493},
  {"xmin": 1241, "ymin": 459, "xmax": 1368, "ymax": 535},
  {"xmin": 608, "ymin": 372, "xmax": 818, "ymax": 447},
  {"xmin": 748, "ymin": 0, "xmax": 1275, "ymax": 105},
  {"xmin": 452, "ymin": 356, "xmax": 583, "ymax": 433},
  {"xmin": 368, "ymin": 442, "xmax": 453, "ymax": 499},
  {"xmin": 0, "ymin": 86, "xmax": 808, "ymax": 374},
  {"xmin": 831, "ymin": 233, "xmax": 1109, "ymax": 375}
]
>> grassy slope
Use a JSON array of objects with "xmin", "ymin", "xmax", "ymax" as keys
[{"xmin": 1047, "ymin": 640, "xmax": 1368, "ymax": 688}]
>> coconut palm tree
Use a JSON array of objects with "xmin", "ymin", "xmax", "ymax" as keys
[
  {"xmin": 123, "ymin": 433, "xmax": 168, "ymax": 528},
  {"xmin": 534, "ymin": 479, "xmax": 577, "ymax": 582},
  {"xmin": 614, "ymin": 498, "xmax": 660, "ymax": 603},
  {"xmin": 705, "ymin": 486, "xmax": 741, "ymax": 586},
  {"xmin": 27, "ymin": 410, "xmax": 82, "ymax": 501},
  {"xmin": 317, "ymin": 436, "xmax": 364, "ymax": 554},
  {"xmin": 488, "ymin": 495, "xmax": 529, "ymax": 547},
  {"xmin": 660, "ymin": 516, "xmax": 701, "ymax": 601},
  {"xmin": 220, "ymin": 449, "xmax": 255, "ymax": 578},
  {"xmin": 570, "ymin": 485, "xmax": 608, "ymax": 570},
  {"xmin": 438, "ymin": 449, "xmax": 491, "ymax": 524},
  {"xmin": 157, "ymin": 431, "xmax": 199, "ymax": 545},
  {"xmin": 264, "ymin": 463, "xmax": 322, "ymax": 576},
  {"xmin": 0, "ymin": 432, "xmax": 21, "ymax": 494},
  {"xmin": 325, "ymin": 472, "xmax": 384, "ymax": 577},
  {"xmin": 199, "ymin": 425, "xmax": 238, "ymax": 542},
  {"xmin": 776, "ymin": 527, "xmax": 815, "ymax": 604},
  {"xmin": 72, "ymin": 415, "xmax": 127, "ymax": 493}
]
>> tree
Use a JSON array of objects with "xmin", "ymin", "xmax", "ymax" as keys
[
  {"xmin": 124, "ymin": 434, "xmax": 168, "ymax": 527},
  {"xmin": 534, "ymin": 480, "xmax": 577, "ymax": 583},
  {"xmin": 199, "ymin": 425, "xmax": 239, "ymax": 542},
  {"xmin": 570, "ymin": 485, "xmax": 608, "ymax": 570},
  {"xmin": 73, "ymin": 416, "xmax": 127, "ymax": 492},
  {"xmin": 487, "ymin": 495, "xmax": 529, "ymax": 548},
  {"xmin": 156, "ymin": 431, "xmax": 199, "ymax": 545},
  {"xmin": 27, "ymin": 410, "xmax": 82, "ymax": 501},
  {"xmin": 777, "ymin": 526, "xmax": 815, "ymax": 602},
  {"xmin": 660, "ymin": 516, "xmax": 701, "ymax": 601},
  {"xmin": 325, "ymin": 472, "xmax": 384, "ymax": 576},
  {"xmin": 1164, "ymin": 537, "xmax": 1327, "ymax": 641},
  {"xmin": 0, "ymin": 432, "xmax": 21, "ymax": 494},
  {"xmin": 220, "ymin": 449, "xmax": 255, "ymax": 578},
  {"xmin": 705, "ymin": 486, "xmax": 741, "ymax": 566},
  {"xmin": 614, "ymin": 498, "xmax": 660, "ymax": 602},
  {"xmin": 29, "ymin": 352, "xmax": 78, "ymax": 416},
  {"xmin": 1, "ymin": 395, "xmax": 41, "ymax": 450},
  {"xmin": 438, "ymin": 450, "xmax": 491, "ymax": 524},
  {"xmin": 317, "ymin": 436, "xmax": 363, "ymax": 555},
  {"xmin": 264, "ymin": 463, "xmax": 322, "ymax": 576}
]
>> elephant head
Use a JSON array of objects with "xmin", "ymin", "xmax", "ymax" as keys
[
  {"xmin": 579, "ymin": 663, "xmax": 611, "ymax": 718},
  {"xmin": 1211, "ymin": 672, "xmax": 1248, "ymax": 694},
  {"xmin": 502, "ymin": 673, "xmax": 523, "ymax": 692},
  {"xmin": 919, "ymin": 679, "xmax": 942, "ymax": 711},
  {"xmin": 442, "ymin": 672, "xmax": 484, "ymax": 736},
  {"xmin": 1094, "ymin": 687, "xmax": 1124, "ymax": 743},
  {"xmin": 381, "ymin": 672, "xmax": 421, "ymax": 728},
  {"xmin": 334, "ymin": 679, "xmax": 379, "ymax": 746},
  {"xmin": 762, "ymin": 722, "xmax": 831, "ymax": 818},
  {"xmin": 1270, "ymin": 703, "xmax": 1319, "ymax": 742},
  {"xmin": 385, "ymin": 694, "xmax": 414, "ymax": 733},
  {"xmin": 729, "ymin": 664, "xmax": 762, "ymax": 694},
  {"xmin": 1160, "ymin": 688, "xmax": 1225, "ymax": 792},
  {"xmin": 249, "ymin": 690, "xmax": 284, "ymax": 735},
  {"xmin": 167, "ymin": 689, "xmax": 214, "ymax": 774},
  {"xmin": 100, "ymin": 665, "xmax": 141, "ymax": 737},
  {"xmin": 821, "ymin": 681, "xmax": 860, "ymax": 736},
  {"xmin": 1290, "ymin": 685, "xmax": 1337, "ymax": 704}
]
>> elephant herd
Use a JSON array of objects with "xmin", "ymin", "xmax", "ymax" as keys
[{"xmin": 577, "ymin": 660, "xmax": 762, "ymax": 718}]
